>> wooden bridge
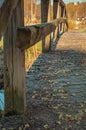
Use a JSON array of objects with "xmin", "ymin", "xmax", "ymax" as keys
[
  {"xmin": 0, "ymin": 0, "xmax": 86, "ymax": 125},
  {"xmin": 0, "ymin": 0, "xmax": 68, "ymax": 114}
]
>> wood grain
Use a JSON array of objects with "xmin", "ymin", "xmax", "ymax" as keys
[
  {"xmin": 0, "ymin": 0, "xmax": 19, "ymax": 39},
  {"xmin": 4, "ymin": 0, "xmax": 26, "ymax": 115},
  {"xmin": 16, "ymin": 18, "xmax": 67, "ymax": 50}
]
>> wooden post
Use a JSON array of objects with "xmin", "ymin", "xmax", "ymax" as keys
[
  {"xmin": 30, "ymin": 0, "xmax": 33, "ymax": 23},
  {"xmin": 60, "ymin": 6, "xmax": 63, "ymax": 32},
  {"xmin": 53, "ymin": 0, "xmax": 59, "ymax": 40},
  {"xmin": 61, "ymin": 6, "xmax": 65, "ymax": 32},
  {"xmin": 4, "ymin": 0, "xmax": 26, "ymax": 115},
  {"xmin": 57, "ymin": 1, "xmax": 61, "ymax": 34},
  {"xmin": 53, "ymin": 0, "xmax": 59, "ymax": 19},
  {"xmin": 64, "ymin": 8, "xmax": 68, "ymax": 31},
  {"xmin": 41, "ymin": 0, "xmax": 51, "ymax": 52}
]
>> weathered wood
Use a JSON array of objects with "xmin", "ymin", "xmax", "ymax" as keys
[
  {"xmin": 4, "ymin": 0, "xmax": 26, "ymax": 115},
  {"xmin": 41, "ymin": 0, "xmax": 51, "ymax": 52},
  {"xmin": 41, "ymin": 0, "xmax": 50, "ymax": 22},
  {"xmin": 16, "ymin": 18, "xmax": 67, "ymax": 50},
  {"xmin": 0, "ymin": 0, "xmax": 19, "ymax": 39},
  {"xmin": 53, "ymin": 0, "xmax": 59, "ymax": 19},
  {"xmin": 61, "ymin": 7, "xmax": 66, "ymax": 32},
  {"xmin": 57, "ymin": 2, "xmax": 62, "ymax": 33},
  {"xmin": 30, "ymin": 0, "xmax": 33, "ymax": 23},
  {"xmin": 59, "ymin": 0, "xmax": 65, "ymax": 7},
  {"xmin": 53, "ymin": 0, "xmax": 65, "ymax": 8},
  {"xmin": 53, "ymin": 0, "xmax": 59, "ymax": 40},
  {"xmin": 60, "ymin": 6, "xmax": 64, "ymax": 32},
  {"xmin": 63, "ymin": 8, "xmax": 68, "ymax": 31},
  {"xmin": 1, "ymin": 0, "xmax": 67, "ymax": 116}
]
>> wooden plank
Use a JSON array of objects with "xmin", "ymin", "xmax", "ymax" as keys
[
  {"xmin": 4, "ymin": 0, "xmax": 26, "ymax": 115},
  {"xmin": 0, "ymin": 0, "xmax": 19, "ymax": 39},
  {"xmin": 16, "ymin": 18, "xmax": 67, "ymax": 50}
]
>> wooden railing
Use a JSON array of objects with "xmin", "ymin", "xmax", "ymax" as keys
[
  {"xmin": 16, "ymin": 18, "xmax": 68, "ymax": 50},
  {"xmin": 0, "ymin": 0, "xmax": 68, "ymax": 115}
]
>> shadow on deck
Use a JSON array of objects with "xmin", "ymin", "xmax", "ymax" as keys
[
  {"xmin": 0, "ymin": 32, "xmax": 86, "ymax": 129},
  {"xmin": 25, "ymin": 35, "xmax": 86, "ymax": 129}
]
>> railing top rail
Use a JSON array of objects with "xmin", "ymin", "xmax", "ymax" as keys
[
  {"xmin": 16, "ymin": 17, "xmax": 68, "ymax": 50},
  {"xmin": 0, "ymin": 0, "xmax": 66, "ymax": 39}
]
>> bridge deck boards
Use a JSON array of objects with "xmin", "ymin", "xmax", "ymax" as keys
[
  {"xmin": 25, "ymin": 32, "xmax": 86, "ymax": 129},
  {"xmin": 0, "ymin": 32, "xmax": 86, "ymax": 129}
]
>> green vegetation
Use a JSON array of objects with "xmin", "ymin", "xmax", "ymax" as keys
[
  {"xmin": 68, "ymin": 19, "xmax": 76, "ymax": 29},
  {"xmin": 25, "ymin": 41, "xmax": 42, "ymax": 58},
  {"xmin": 0, "ymin": 38, "xmax": 3, "ymax": 49},
  {"xmin": 77, "ymin": 27, "xmax": 86, "ymax": 32},
  {"xmin": 0, "ymin": 38, "xmax": 3, "ymax": 56},
  {"xmin": 0, "ymin": 36, "xmax": 42, "ymax": 71},
  {"xmin": 25, "ymin": 41, "xmax": 42, "ymax": 70},
  {"xmin": 66, "ymin": 2, "xmax": 86, "ymax": 30}
]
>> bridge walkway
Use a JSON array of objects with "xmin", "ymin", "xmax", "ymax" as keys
[
  {"xmin": 0, "ymin": 32, "xmax": 86, "ymax": 129},
  {"xmin": 25, "ymin": 32, "xmax": 86, "ymax": 129}
]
